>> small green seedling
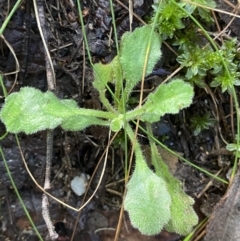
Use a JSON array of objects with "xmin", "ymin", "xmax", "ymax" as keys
[
  {"xmin": 177, "ymin": 38, "xmax": 240, "ymax": 92},
  {"xmin": 0, "ymin": 25, "xmax": 198, "ymax": 235},
  {"xmin": 191, "ymin": 112, "xmax": 215, "ymax": 136}
]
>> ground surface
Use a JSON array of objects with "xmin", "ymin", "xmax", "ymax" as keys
[{"xmin": 0, "ymin": 0, "xmax": 240, "ymax": 240}]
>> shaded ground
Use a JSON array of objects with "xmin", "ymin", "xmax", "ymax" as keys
[{"xmin": 0, "ymin": 0, "xmax": 239, "ymax": 240}]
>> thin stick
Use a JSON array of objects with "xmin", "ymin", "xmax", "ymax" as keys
[
  {"xmin": 33, "ymin": 0, "xmax": 58, "ymax": 239},
  {"xmin": 45, "ymin": 130, "xmax": 54, "ymax": 190},
  {"xmin": 33, "ymin": 0, "xmax": 56, "ymax": 90}
]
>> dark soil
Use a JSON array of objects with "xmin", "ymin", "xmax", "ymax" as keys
[{"xmin": 0, "ymin": 0, "xmax": 239, "ymax": 241}]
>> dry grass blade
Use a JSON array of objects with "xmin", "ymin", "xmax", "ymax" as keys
[{"xmin": 0, "ymin": 35, "xmax": 19, "ymax": 96}]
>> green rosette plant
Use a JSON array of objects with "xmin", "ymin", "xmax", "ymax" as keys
[{"xmin": 0, "ymin": 25, "xmax": 197, "ymax": 235}]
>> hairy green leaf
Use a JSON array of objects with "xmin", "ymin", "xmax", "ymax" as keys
[
  {"xmin": 120, "ymin": 25, "xmax": 161, "ymax": 100},
  {"xmin": 159, "ymin": 162, "xmax": 198, "ymax": 235},
  {"xmin": 93, "ymin": 56, "xmax": 123, "ymax": 111},
  {"xmin": 124, "ymin": 158, "xmax": 171, "ymax": 235},
  {"xmin": 150, "ymin": 144, "xmax": 198, "ymax": 235},
  {"xmin": 141, "ymin": 79, "xmax": 194, "ymax": 122},
  {"xmin": 0, "ymin": 87, "xmax": 110, "ymax": 134},
  {"xmin": 0, "ymin": 87, "xmax": 63, "ymax": 134},
  {"xmin": 93, "ymin": 56, "xmax": 123, "ymax": 89},
  {"xmin": 44, "ymin": 97, "xmax": 80, "ymax": 118},
  {"xmin": 165, "ymin": 181, "xmax": 198, "ymax": 235},
  {"xmin": 93, "ymin": 62, "xmax": 113, "ymax": 92}
]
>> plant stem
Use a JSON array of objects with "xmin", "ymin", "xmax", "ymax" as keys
[
  {"xmin": 125, "ymin": 123, "xmax": 147, "ymax": 169},
  {"xmin": 0, "ymin": 0, "xmax": 22, "ymax": 35},
  {"xmin": 69, "ymin": 108, "xmax": 118, "ymax": 120}
]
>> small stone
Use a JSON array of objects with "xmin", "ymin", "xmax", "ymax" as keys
[{"xmin": 70, "ymin": 174, "xmax": 89, "ymax": 196}]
